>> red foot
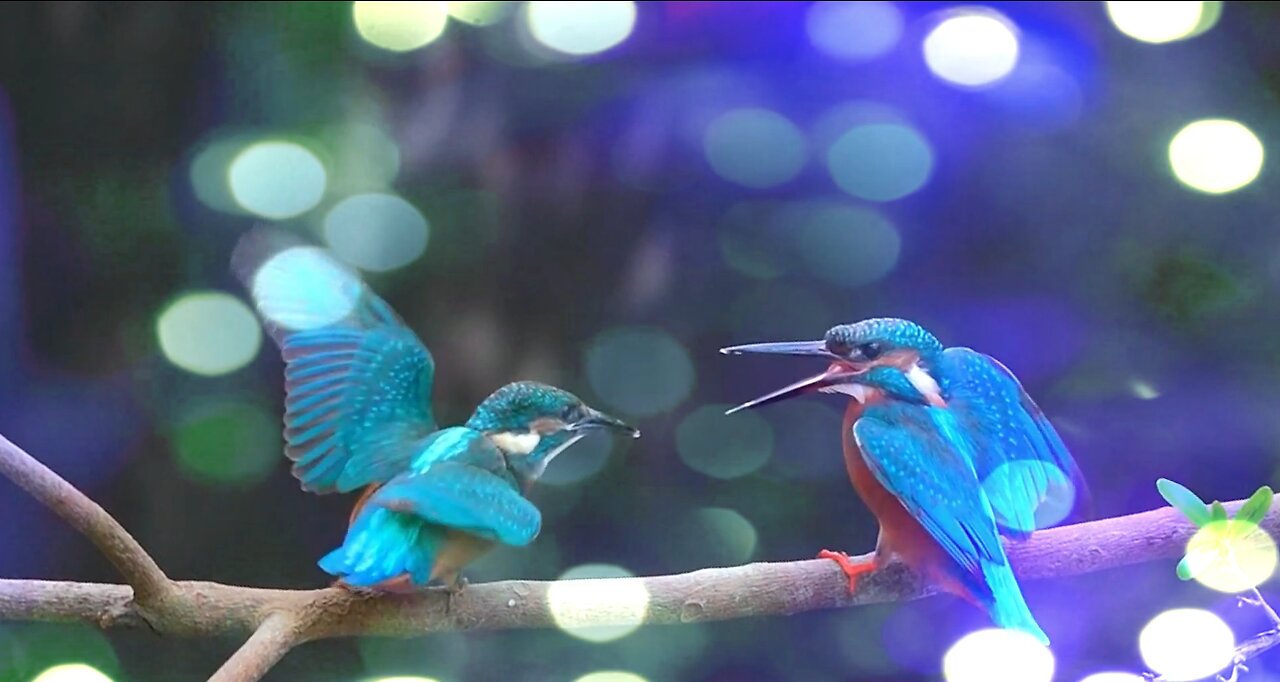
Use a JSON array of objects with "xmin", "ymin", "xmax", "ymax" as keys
[{"xmin": 818, "ymin": 549, "xmax": 876, "ymax": 594}]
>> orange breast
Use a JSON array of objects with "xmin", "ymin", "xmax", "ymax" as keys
[{"xmin": 840, "ymin": 401, "xmax": 976, "ymax": 601}]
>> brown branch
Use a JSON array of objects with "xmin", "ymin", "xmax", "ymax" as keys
[
  {"xmin": 208, "ymin": 613, "xmax": 305, "ymax": 682},
  {"xmin": 0, "ymin": 433, "xmax": 1275, "ymax": 680},
  {"xmin": 0, "ymin": 434, "xmax": 173, "ymax": 605}
]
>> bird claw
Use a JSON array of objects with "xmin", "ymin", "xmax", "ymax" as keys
[
  {"xmin": 436, "ymin": 574, "xmax": 468, "ymax": 615},
  {"xmin": 817, "ymin": 549, "xmax": 875, "ymax": 594}
]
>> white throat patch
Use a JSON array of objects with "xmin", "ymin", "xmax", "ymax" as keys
[
  {"xmin": 819, "ymin": 383, "xmax": 869, "ymax": 403},
  {"xmin": 905, "ymin": 363, "xmax": 942, "ymax": 401},
  {"xmin": 490, "ymin": 430, "xmax": 542, "ymax": 455}
]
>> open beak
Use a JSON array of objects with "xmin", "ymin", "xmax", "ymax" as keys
[
  {"xmin": 570, "ymin": 408, "xmax": 641, "ymax": 439},
  {"xmin": 724, "ymin": 363, "xmax": 860, "ymax": 415}
]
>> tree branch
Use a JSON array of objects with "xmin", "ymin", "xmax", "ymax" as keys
[
  {"xmin": 208, "ymin": 612, "xmax": 305, "ymax": 682},
  {"xmin": 0, "ymin": 433, "xmax": 1274, "ymax": 680},
  {"xmin": 0, "ymin": 434, "xmax": 173, "ymax": 605}
]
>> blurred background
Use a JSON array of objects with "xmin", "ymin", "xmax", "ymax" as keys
[{"xmin": 0, "ymin": 1, "xmax": 1278, "ymax": 680}]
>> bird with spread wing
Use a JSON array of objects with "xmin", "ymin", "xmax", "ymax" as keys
[{"xmin": 233, "ymin": 231, "xmax": 637, "ymax": 591}]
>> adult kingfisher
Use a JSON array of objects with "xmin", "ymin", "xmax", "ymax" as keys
[
  {"xmin": 721, "ymin": 317, "xmax": 1086, "ymax": 644},
  {"xmin": 233, "ymin": 231, "xmax": 638, "ymax": 591}
]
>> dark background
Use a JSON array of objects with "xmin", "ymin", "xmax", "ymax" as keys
[{"xmin": 2, "ymin": 2, "xmax": 1280, "ymax": 680}]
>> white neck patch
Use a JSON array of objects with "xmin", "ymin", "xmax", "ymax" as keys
[
  {"xmin": 906, "ymin": 363, "xmax": 942, "ymax": 401},
  {"xmin": 490, "ymin": 430, "xmax": 541, "ymax": 455},
  {"xmin": 820, "ymin": 383, "xmax": 869, "ymax": 403}
]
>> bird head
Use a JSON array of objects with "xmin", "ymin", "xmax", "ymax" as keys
[
  {"xmin": 466, "ymin": 381, "xmax": 639, "ymax": 478},
  {"xmin": 720, "ymin": 317, "xmax": 945, "ymax": 413}
]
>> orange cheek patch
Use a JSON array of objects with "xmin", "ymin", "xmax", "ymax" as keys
[
  {"xmin": 530, "ymin": 417, "xmax": 566, "ymax": 435},
  {"xmin": 877, "ymin": 349, "xmax": 921, "ymax": 371}
]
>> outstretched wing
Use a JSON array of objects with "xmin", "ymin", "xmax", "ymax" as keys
[
  {"xmin": 939, "ymin": 347, "xmax": 1089, "ymax": 537},
  {"xmin": 233, "ymin": 229, "xmax": 437, "ymax": 494},
  {"xmin": 853, "ymin": 403, "xmax": 1005, "ymax": 601},
  {"xmin": 371, "ymin": 458, "xmax": 541, "ymax": 547}
]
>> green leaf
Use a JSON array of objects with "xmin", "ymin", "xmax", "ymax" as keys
[
  {"xmin": 1236, "ymin": 486, "xmax": 1274, "ymax": 526},
  {"xmin": 1176, "ymin": 555, "xmax": 1196, "ymax": 580},
  {"xmin": 1157, "ymin": 478, "xmax": 1211, "ymax": 526},
  {"xmin": 1211, "ymin": 500, "xmax": 1228, "ymax": 523}
]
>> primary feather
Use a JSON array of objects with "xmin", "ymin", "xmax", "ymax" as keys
[
  {"xmin": 938, "ymin": 347, "xmax": 1088, "ymax": 536},
  {"xmin": 233, "ymin": 231, "xmax": 437, "ymax": 494}
]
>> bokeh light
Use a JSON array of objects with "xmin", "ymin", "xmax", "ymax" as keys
[
  {"xmin": 1168, "ymin": 119, "xmax": 1264, "ymax": 194},
  {"xmin": 1131, "ymin": 379, "xmax": 1161, "ymax": 400},
  {"xmin": 249, "ymin": 246, "xmax": 362, "ymax": 332},
  {"xmin": 1105, "ymin": 2, "xmax": 1222, "ymax": 44},
  {"xmin": 323, "ymin": 193, "xmax": 430, "ymax": 272},
  {"xmin": 788, "ymin": 201, "xmax": 900, "ymax": 287},
  {"xmin": 322, "ymin": 122, "xmax": 401, "ymax": 194},
  {"xmin": 352, "ymin": 2, "xmax": 449, "ymax": 52},
  {"xmin": 585, "ymin": 327, "xmax": 695, "ymax": 417},
  {"xmin": 189, "ymin": 132, "xmax": 254, "ymax": 214},
  {"xmin": 574, "ymin": 673, "xmax": 648, "ymax": 682},
  {"xmin": 548, "ymin": 564, "xmax": 649, "ymax": 642},
  {"xmin": 30, "ymin": 664, "xmax": 115, "ymax": 682},
  {"xmin": 702, "ymin": 108, "xmax": 806, "ymax": 189},
  {"xmin": 171, "ymin": 401, "xmax": 279, "ymax": 488},
  {"xmin": 942, "ymin": 628, "xmax": 1054, "ymax": 682},
  {"xmin": 227, "ymin": 141, "xmax": 327, "ymax": 219},
  {"xmin": 923, "ymin": 8, "xmax": 1020, "ymax": 88},
  {"xmin": 826, "ymin": 123, "xmax": 933, "ymax": 201},
  {"xmin": 1183, "ymin": 519, "xmax": 1278, "ymax": 592},
  {"xmin": 982, "ymin": 461, "xmax": 1077, "ymax": 531},
  {"xmin": 527, "ymin": 1, "xmax": 636, "ymax": 56},
  {"xmin": 358, "ymin": 631, "xmax": 467, "ymax": 682},
  {"xmin": 449, "ymin": 1, "xmax": 515, "ymax": 26},
  {"xmin": 805, "ymin": 1, "xmax": 903, "ymax": 62},
  {"xmin": 1080, "ymin": 674, "xmax": 1146, "ymax": 682},
  {"xmin": 676, "ymin": 404, "xmax": 772, "ymax": 479},
  {"xmin": 668, "ymin": 507, "xmax": 758, "ymax": 567},
  {"xmin": 1139, "ymin": 608, "xmax": 1235, "ymax": 681},
  {"xmin": 156, "ymin": 292, "xmax": 262, "ymax": 376}
]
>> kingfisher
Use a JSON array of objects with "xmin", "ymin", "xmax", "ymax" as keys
[
  {"xmin": 721, "ymin": 318, "xmax": 1086, "ymax": 644},
  {"xmin": 233, "ymin": 231, "xmax": 638, "ymax": 591}
]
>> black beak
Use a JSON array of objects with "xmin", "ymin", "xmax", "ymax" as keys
[
  {"xmin": 724, "ymin": 364, "xmax": 860, "ymax": 415},
  {"xmin": 721, "ymin": 339, "xmax": 861, "ymax": 415},
  {"xmin": 719, "ymin": 340, "xmax": 837, "ymax": 358},
  {"xmin": 570, "ymin": 409, "xmax": 641, "ymax": 438}
]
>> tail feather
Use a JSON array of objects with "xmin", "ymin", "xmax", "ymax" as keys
[
  {"xmin": 319, "ymin": 507, "xmax": 440, "ymax": 588},
  {"xmin": 982, "ymin": 561, "xmax": 1049, "ymax": 645}
]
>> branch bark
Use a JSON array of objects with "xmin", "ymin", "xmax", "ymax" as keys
[{"xmin": 0, "ymin": 433, "xmax": 1271, "ymax": 680}]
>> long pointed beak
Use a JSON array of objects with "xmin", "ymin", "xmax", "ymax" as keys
[
  {"xmin": 719, "ymin": 340, "xmax": 835, "ymax": 358},
  {"xmin": 725, "ymin": 365, "xmax": 858, "ymax": 415},
  {"xmin": 571, "ymin": 409, "xmax": 641, "ymax": 439}
]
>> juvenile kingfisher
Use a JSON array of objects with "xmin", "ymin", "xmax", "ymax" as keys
[
  {"xmin": 233, "ymin": 231, "xmax": 638, "ymax": 591},
  {"xmin": 722, "ymin": 318, "xmax": 1086, "ymax": 644}
]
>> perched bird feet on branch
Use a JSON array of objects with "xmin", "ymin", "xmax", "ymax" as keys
[
  {"xmin": 817, "ymin": 549, "xmax": 876, "ymax": 594},
  {"xmin": 429, "ymin": 574, "xmax": 469, "ymax": 615}
]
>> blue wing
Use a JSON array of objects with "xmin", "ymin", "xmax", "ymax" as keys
[
  {"xmin": 939, "ymin": 347, "xmax": 1088, "ymax": 536},
  {"xmin": 853, "ymin": 404, "xmax": 1003, "ymax": 598},
  {"xmin": 854, "ymin": 404, "xmax": 1049, "ymax": 643},
  {"xmin": 233, "ymin": 230, "xmax": 437, "ymax": 494},
  {"xmin": 371, "ymin": 462, "xmax": 540, "ymax": 546}
]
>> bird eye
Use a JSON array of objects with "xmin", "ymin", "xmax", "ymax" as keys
[{"xmin": 858, "ymin": 342, "xmax": 884, "ymax": 360}]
